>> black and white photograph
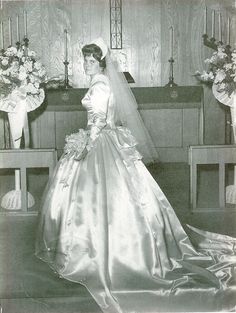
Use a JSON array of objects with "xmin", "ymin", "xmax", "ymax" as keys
[{"xmin": 0, "ymin": 0, "xmax": 236, "ymax": 312}]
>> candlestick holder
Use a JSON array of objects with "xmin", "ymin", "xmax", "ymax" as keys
[
  {"xmin": 225, "ymin": 44, "xmax": 232, "ymax": 55},
  {"xmin": 16, "ymin": 41, "xmax": 21, "ymax": 50},
  {"xmin": 165, "ymin": 57, "xmax": 178, "ymax": 87},
  {"xmin": 23, "ymin": 37, "xmax": 29, "ymax": 47},
  {"xmin": 202, "ymin": 34, "xmax": 218, "ymax": 50},
  {"xmin": 23, "ymin": 37, "xmax": 29, "ymax": 57},
  {"xmin": 203, "ymin": 34, "xmax": 232, "ymax": 55},
  {"xmin": 63, "ymin": 60, "xmax": 72, "ymax": 89}
]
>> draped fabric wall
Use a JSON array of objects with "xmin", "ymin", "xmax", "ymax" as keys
[
  {"xmin": 1, "ymin": 0, "xmax": 235, "ymax": 87},
  {"xmin": 0, "ymin": 0, "xmax": 236, "ymax": 144}
]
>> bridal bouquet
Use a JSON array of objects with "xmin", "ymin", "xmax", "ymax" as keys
[
  {"xmin": 0, "ymin": 43, "xmax": 46, "ymax": 112},
  {"xmin": 195, "ymin": 44, "xmax": 236, "ymax": 97},
  {"xmin": 64, "ymin": 129, "xmax": 89, "ymax": 160}
]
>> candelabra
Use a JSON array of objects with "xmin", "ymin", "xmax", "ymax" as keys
[
  {"xmin": 202, "ymin": 33, "xmax": 231, "ymax": 55},
  {"xmin": 165, "ymin": 57, "xmax": 178, "ymax": 87}
]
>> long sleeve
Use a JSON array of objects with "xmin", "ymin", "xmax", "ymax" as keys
[{"xmin": 86, "ymin": 81, "xmax": 110, "ymax": 151}]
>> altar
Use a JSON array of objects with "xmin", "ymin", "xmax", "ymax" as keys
[{"xmin": 27, "ymin": 85, "xmax": 204, "ymax": 162}]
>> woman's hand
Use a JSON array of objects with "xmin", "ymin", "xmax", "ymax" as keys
[{"xmin": 75, "ymin": 147, "xmax": 88, "ymax": 161}]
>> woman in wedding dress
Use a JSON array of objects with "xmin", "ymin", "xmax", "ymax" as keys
[{"xmin": 35, "ymin": 38, "xmax": 236, "ymax": 313}]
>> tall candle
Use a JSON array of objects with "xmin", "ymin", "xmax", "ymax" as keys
[
  {"xmin": 16, "ymin": 14, "xmax": 20, "ymax": 42},
  {"xmin": 0, "ymin": 21, "xmax": 4, "ymax": 49},
  {"xmin": 170, "ymin": 26, "xmax": 173, "ymax": 58},
  {"xmin": 64, "ymin": 29, "xmax": 68, "ymax": 61},
  {"xmin": 8, "ymin": 17, "xmax": 12, "ymax": 46},
  {"xmin": 24, "ymin": 10, "xmax": 27, "ymax": 38},
  {"xmin": 204, "ymin": 6, "xmax": 207, "ymax": 34},
  {"xmin": 227, "ymin": 17, "xmax": 230, "ymax": 45},
  {"xmin": 218, "ymin": 13, "xmax": 222, "ymax": 42},
  {"xmin": 211, "ymin": 10, "xmax": 215, "ymax": 38}
]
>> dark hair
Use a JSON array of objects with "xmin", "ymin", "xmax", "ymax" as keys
[{"xmin": 82, "ymin": 44, "xmax": 106, "ymax": 69}]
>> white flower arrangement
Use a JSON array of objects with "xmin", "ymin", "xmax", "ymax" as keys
[
  {"xmin": 0, "ymin": 43, "xmax": 46, "ymax": 101},
  {"xmin": 195, "ymin": 44, "xmax": 236, "ymax": 96},
  {"xmin": 64, "ymin": 129, "xmax": 89, "ymax": 160}
]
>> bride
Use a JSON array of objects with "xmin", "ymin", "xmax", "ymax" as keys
[{"xmin": 35, "ymin": 38, "xmax": 236, "ymax": 313}]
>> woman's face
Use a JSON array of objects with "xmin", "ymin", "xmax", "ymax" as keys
[{"xmin": 83, "ymin": 54, "xmax": 101, "ymax": 77}]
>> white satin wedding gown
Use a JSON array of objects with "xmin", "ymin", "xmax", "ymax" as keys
[{"xmin": 35, "ymin": 73, "xmax": 236, "ymax": 313}]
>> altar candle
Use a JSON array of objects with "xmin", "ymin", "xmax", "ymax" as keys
[
  {"xmin": 16, "ymin": 14, "xmax": 20, "ymax": 42},
  {"xmin": 64, "ymin": 29, "xmax": 68, "ymax": 61},
  {"xmin": 24, "ymin": 10, "xmax": 27, "ymax": 38},
  {"xmin": 204, "ymin": 6, "xmax": 207, "ymax": 34},
  {"xmin": 8, "ymin": 17, "xmax": 12, "ymax": 46},
  {"xmin": 0, "ymin": 21, "xmax": 4, "ymax": 49},
  {"xmin": 218, "ymin": 13, "xmax": 222, "ymax": 42},
  {"xmin": 170, "ymin": 26, "xmax": 173, "ymax": 58},
  {"xmin": 211, "ymin": 10, "xmax": 215, "ymax": 38},
  {"xmin": 227, "ymin": 17, "xmax": 230, "ymax": 45}
]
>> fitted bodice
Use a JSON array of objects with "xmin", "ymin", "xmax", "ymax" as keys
[{"xmin": 81, "ymin": 73, "xmax": 116, "ymax": 130}]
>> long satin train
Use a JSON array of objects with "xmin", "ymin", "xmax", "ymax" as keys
[{"xmin": 35, "ymin": 128, "xmax": 236, "ymax": 313}]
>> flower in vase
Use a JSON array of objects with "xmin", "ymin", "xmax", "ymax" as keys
[
  {"xmin": 38, "ymin": 68, "xmax": 46, "ymax": 78},
  {"xmin": 1, "ymin": 58, "xmax": 8, "ymax": 66},
  {"xmin": 0, "ymin": 38, "xmax": 46, "ymax": 109},
  {"xmin": 231, "ymin": 51, "xmax": 236, "ymax": 61},
  {"xmin": 216, "ymin": 47, "xmax": 227, "ymax": 59},
  {"xmin": 201, "ymin": 71, "xmax": 211, "ymax": 81},
  {"xmin": 28, "ymin": 50, "xmax": 36, "ymax": 58},
  {"xmin": 19, "ymin": 66, "xmax": 27, "ymax": 81},
  {"xmin": 195, "ymin": 43, "xmax": 236, "ymax": 97},
  {"xmin": 1, "ymin": 76, "xmax": 10, "ymax": 84},
  {"xmin": 204, "ymin": 58, "xmax": 211, "ymax": 64},
  {"xmin": 10, "ymin": 67, "xmax": 19, "ymax": 78},
  {"xmin": 16, "ymin": 50, "xmax": 24, "ymax": 58},
  {"xmin": 3, "ymin": 67, "xmax": 10, "ymax": 75},
  {"xmin": 204, "ymin": 71, "xmax": 214, "ymax": 81},
  {"xmin": 208, "ymin": 54, "xmax": 218, "ymax": 65},
  {"xmin": 29, "ymin": 74, "xmax": 36, "ymax": 83},
  {"xmin": 23, "ymin": 60, "xmax": 33, "ymax": 72},
  {"xmin": 195, "ymin": 70, "xmax": 214, "ymax": 82},
  {"xmin": 224, "ymin": 63, "xmax": 233, "ymax": 71},
  {"xmin": 215, "ymin": 69, "xmax": 226, "ymax": 83},
  {"xmin": 4, "ymin": 47, "xmax": 17, "ymax": 57},
  {"xmin": 34, "ymin": 61, "xmax": 42, "ymax": 71}
]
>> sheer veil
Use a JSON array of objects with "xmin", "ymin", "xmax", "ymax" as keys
[
  {"xmin": 90, "ymin": 37, "xmax": 158, "ymax": 164},
  {"xmin": 104, "ymin": 51, "xmax": 158, "ymax": 164}
]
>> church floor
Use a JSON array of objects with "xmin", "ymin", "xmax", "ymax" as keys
[{"xmin": 0, "ymin": 162, "xmax": 236, "ymax": 313}]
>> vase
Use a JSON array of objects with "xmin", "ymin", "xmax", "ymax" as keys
[
  {"xmin": 0, "ymin": 86, "xmax": 45, "ymax": 211},
  {"xmin": 212, "ymin": 84, "xmax": 236, "ymax": 204},
  {"xmin": 226, "ymin": 96, "xmax": 236, "ymax": 204},
  {"xmin": 1, "ymin": 99, "xmax": 35, "ymax": 210}
]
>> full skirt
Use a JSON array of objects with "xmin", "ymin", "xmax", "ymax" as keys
[{"xmin": 35, "ymin": 127, "xmax": 236, "ymax": 313}]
